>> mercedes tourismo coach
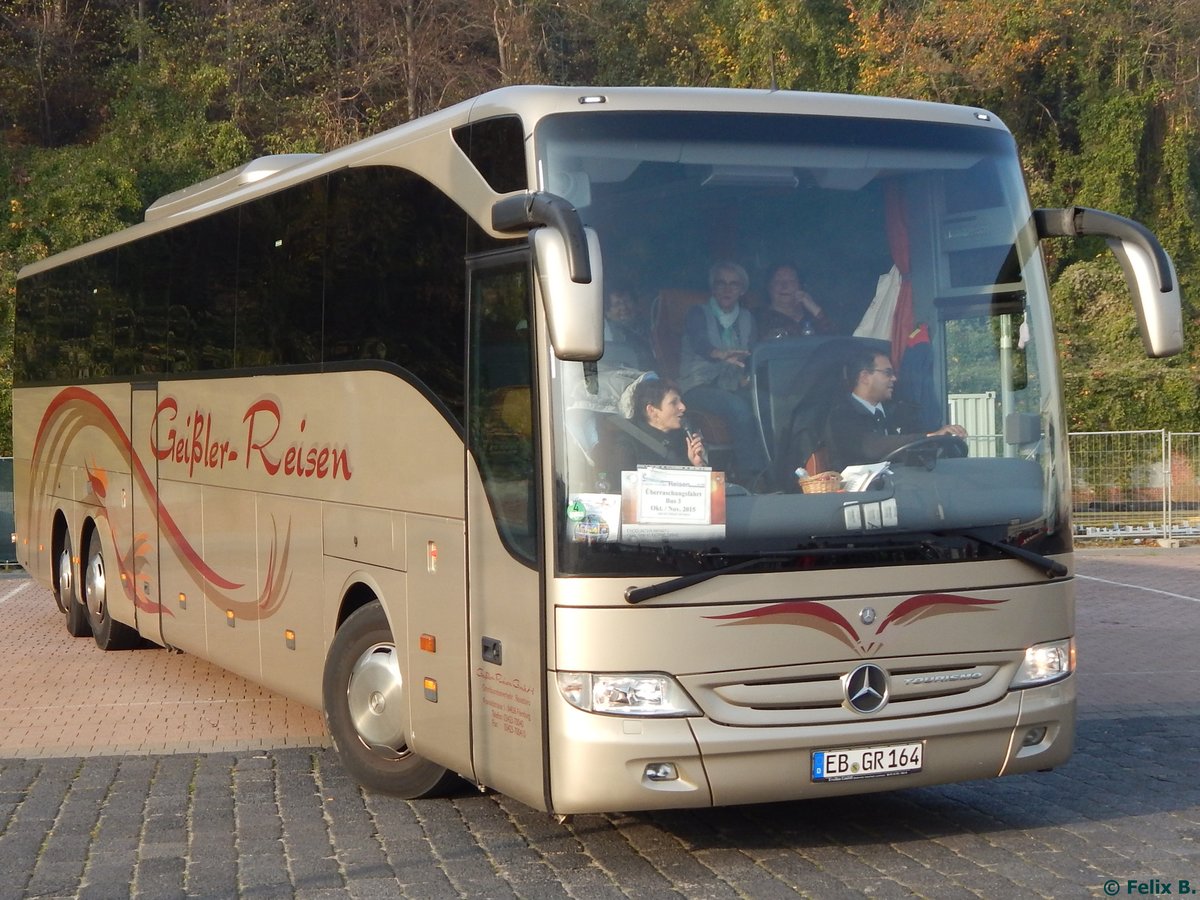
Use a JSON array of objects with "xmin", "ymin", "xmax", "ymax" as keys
[{"xmin": 13, "ymin": 86, "xmax": 1183, "ymax": 814}]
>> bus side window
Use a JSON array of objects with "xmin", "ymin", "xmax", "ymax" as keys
[{"xmin": 469, "ymin": 261, "xmax": 538, "ymax": 563}]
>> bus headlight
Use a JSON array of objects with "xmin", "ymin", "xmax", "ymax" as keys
[
  {"xmin": 1009, "ymin": 638, "xmax": 1075, "ymax": 688},
  {"xmin": 556, "ymin": 672, "xmax": 701, "ymax": 716}
]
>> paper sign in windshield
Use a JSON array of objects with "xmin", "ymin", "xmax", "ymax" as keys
[{"xmin": 620, "ymin": 466, "xmax": 726, "ymax": 542}]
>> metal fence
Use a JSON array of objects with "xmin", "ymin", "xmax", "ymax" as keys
[
  {"xmin": 0, "ymin": 457, "xmax": 13, "ymax": 565},
  {"xmin": 1070, "ymin": 431, "xmax": 1200, "ymax": 540}
]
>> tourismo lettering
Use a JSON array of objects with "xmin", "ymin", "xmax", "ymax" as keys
[{"xmin": 243, "ymin": 399, "xmax": 353, "ymax": 480}]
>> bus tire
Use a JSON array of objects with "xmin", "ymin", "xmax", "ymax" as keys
[
  {"xmin": 57, "ymin": 531, "xmax": 91, "ymax": 638},
  {"xmin": 322, "ymin": 601, "xmax": 460, "ymax": 798},
  {"xmin": 83, "ymin": 529, "xmax": 139, "ymax": 651}
]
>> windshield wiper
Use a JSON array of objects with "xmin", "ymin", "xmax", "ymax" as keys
[
  {"xmin": 942, "ymin": 530, "xmax": 1068, "ymax": 579},
  {"xmin": 622, "ymin": 532, "xmax": 1066, "ymax": 604},
  {"xmin": 623, "ymin": 544, "xmax": 928, "ymax": 605},
  {"xmin": 624, "ymin": 535, "xmax": 1065, "ymax": 607},
  {"xmin": 624, "ymin": 556, "xmax": 772, "ymax": 604}
]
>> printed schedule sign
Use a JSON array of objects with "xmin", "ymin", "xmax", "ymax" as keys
[{"xmin": 619, "ymin": 466, "xmax": 726, "ymax": 542}]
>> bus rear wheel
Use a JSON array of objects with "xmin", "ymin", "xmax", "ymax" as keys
[
  {"xmin": 83, "ymin": 529, "xmax": 139, "ymax": 651},
  {"xmin": 57, "ymin": 532, "xmax": 91, "ymax": 637},
  {"xmin": 322, "ymin": 601, "xmax": 459, "ymax": 798}
]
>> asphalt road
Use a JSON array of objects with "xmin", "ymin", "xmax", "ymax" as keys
[{"xmin": 1, "ymin": 546, "xmax": 1198, "ymax": 899}]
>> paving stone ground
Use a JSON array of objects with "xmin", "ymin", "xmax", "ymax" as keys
[
  {"xmin": 1, "ymin": 547, "xmax": 1198, "ymax": 898},
  {"xmin": 0, "ymin": 576, "xmax": 328, "ymax": 760}
]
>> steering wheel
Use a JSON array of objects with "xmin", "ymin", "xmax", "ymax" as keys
[{"xmin": 882, "ymin": 434, "xmax": 969, "ymax": 468}]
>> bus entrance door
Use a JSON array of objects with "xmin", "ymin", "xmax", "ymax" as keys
[
  {"xmin": 131, "ymin": 383, "xmax": 166, "ymax": 647},
  {"xmin": 465, "ymin": 257, "xmax": 548, "ymax": 807}
]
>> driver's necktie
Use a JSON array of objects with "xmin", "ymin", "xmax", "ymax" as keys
[{"xmin": 873, "ymin": 408, "xmax": 886, "ymax": 433}]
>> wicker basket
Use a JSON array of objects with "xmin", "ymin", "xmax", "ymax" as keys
[{"xmin": 799, "ymin": 471, "xmax": 843, "ymax": 494}]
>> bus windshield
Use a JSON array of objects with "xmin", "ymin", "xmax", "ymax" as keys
[{"xmin": 539, "ymin": 110, "xmax": 1066, "ymax": 578}]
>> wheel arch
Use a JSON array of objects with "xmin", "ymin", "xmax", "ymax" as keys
[
  {"xmin": 330, "ymin": 566, "xmax": 408, "ymax": 643},
  {"xmin": 323, "ymin": 567, "xmax": 408, "ymax": 700},
  {"xmin": 79, "ymin": 514, "xmax": 102, "ymax": 565},
  {"xmin": 336, "ymin": 579, "xmax": 382, "ymax": 632}
]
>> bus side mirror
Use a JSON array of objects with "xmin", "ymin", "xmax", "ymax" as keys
[
  {"xmin": 1035, "ymin": 207, "xmax": 1183, "ymax": 358},
  {"xmin": 531, "ymin": 226, "xmax": 604, "ymax": 361},
  {"xmin": 493, "ymin": 191, "xmax": 604, "ymax": 361}
]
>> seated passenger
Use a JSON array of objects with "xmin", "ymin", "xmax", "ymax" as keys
[
  {"xmin": 600, "ymin": 284, "xmax": 655, "ymax": 372},
  {"xmin": 565, "ymin": 285, "xmax": 657, "ymax": 462},
  {"xmin": 678, "ymin": 261, "xmax": 768, "ymax": 482},
  {"xmin": 758, "ymin": 263, "xmax": 836, "ymax": 340},
  {"xmin": 825, "ymin": 348, "xmax": 966, "ymax": 471},
  {"xmin": 597, "ymin": 375, "xmax": 708, "ymax": 475}
]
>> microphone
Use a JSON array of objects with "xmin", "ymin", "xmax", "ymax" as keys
[{"xmin": 681, "ymin": 417, "xmax": 709, "ymax": 466}]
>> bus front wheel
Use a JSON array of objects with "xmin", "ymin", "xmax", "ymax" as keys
[{"xmin": 322, "ymin": 601, "xmax": 459, "ymax": 798}]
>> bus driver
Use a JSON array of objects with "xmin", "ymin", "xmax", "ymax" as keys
[{"xmin": 825, "ymin": 348, "xmax": 967, "ymax": 471}]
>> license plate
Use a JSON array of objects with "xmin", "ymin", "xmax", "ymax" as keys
[{"xmin": 812, "ymin": 742, "xmax": 923, "ymax": 782}]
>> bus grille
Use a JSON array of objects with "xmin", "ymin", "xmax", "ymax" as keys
[{"xmin": 678, "ymin": 653, "xmax": 1018, "ymax": 727}]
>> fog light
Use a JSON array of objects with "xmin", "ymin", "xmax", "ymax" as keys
[
  {"xmin": 644, "ymin": 762, "xmax": 678, "ymax": 782},
  {"xmin": 1021, "ymin": 726, "xmax": 1048, "ymax": 747}
]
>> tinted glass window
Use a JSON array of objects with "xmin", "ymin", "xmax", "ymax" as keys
[
  {"xmin": 16, "ymin": 251, "xmax": 115, "ymax": 383},
  {"xmin": 325, "ymin": 167, "xmax": 468, "ymax": 423},
  {"xmin": 17, "ymin": 166, "xmax": 475, "ymax": 430},
  {"xmin": 453, "ymin": 116, "xmax": 528, "ymax": 193},
  {"xmin": 166, "ymin": 211, "xmax": 238, "ymax": 372},
  {"xmin": 469, "ymin": 258, "xmax": 537, "ymax": 563},
  {"xmin": 236, "ymin": 181, "xmax": 327, "ymax": 367},
  {"xmin": 117, "ymin": 238, "xmax": 158, "ymax": 375}
]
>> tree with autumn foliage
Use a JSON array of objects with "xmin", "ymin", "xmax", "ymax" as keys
[{"xmin": 844, "ymin": 0, "xmax": 1200, "ymax": 430}]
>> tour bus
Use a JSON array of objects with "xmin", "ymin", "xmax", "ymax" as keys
[{"xmin": 13, "ymin": 86, "xmax": 1182, "ymax": 815}]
